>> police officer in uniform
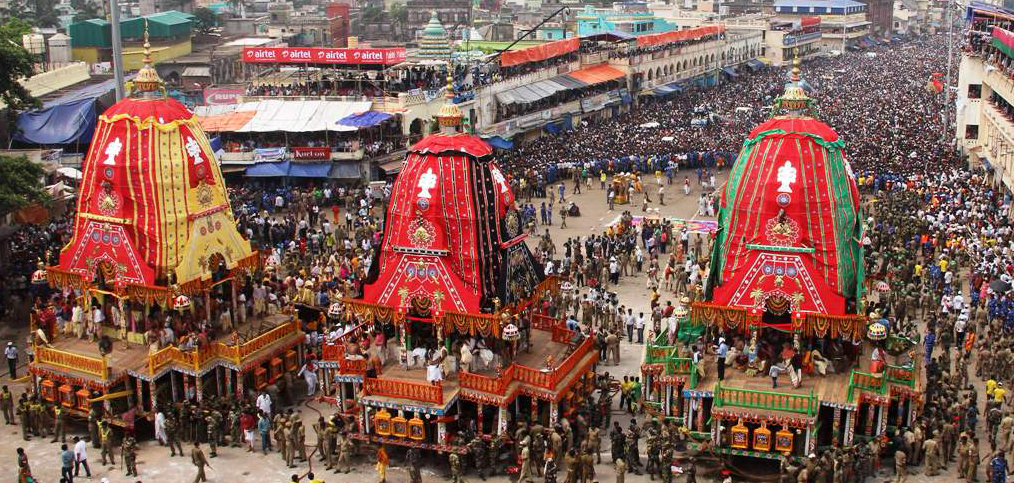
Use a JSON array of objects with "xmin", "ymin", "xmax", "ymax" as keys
[
  {"xmin": 52, "ymin": 403, "xmax": 67, "ymax": 443},
  {"xmin": 122, "ymin": 433, "xmax": 138, "ymax": 476},
  {"xmin": 99, "ymin": 420, "xmax": 115, "ymax": 466},
  {"xmin": 166, "ymin": 413, "xmax": 184, "ymax": 457}
]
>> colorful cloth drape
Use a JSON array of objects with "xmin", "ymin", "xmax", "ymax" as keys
[{"xmin": 994, "ymin": 27, "xmax": 1014, "ymax": 58}]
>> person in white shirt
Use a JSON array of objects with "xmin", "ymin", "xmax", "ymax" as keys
[
  {"xmin": 73, "ymin": 436, "xmax": 91, "ymax": 477},
  {"xmin": 256, "ymin": 391, "xmax": 272, "ymax": 419},
  {"xmin": 155, "ymin": 409, "xmax": 167, "ymax": 445}
]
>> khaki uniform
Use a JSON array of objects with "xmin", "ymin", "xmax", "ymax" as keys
[
  {"xmin": 894, "ymin": 450, "xmax": 908, "ymax": 483},
  {"xmin": 191, "ymin": 446, "xmax": 209, "ymax": 483},
  {"xmin": 100, "ymin": 423, "xmax": 115, "ymax": 465},
  {"xmin": 966, "ymin": 442, "xmax": 979, "ymax": 482},
  {"xmin": 923, "ymin": 438, "xmax": 939, "ymax": 476}
]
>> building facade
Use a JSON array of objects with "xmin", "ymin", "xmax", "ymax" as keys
[
  {"xmin": 576, "ymin": 4, "xmax": 680, "ymax": 37},
  {"xmin": 773, "ymin": 0, "xmax": 870, "ymax": 51},
  {"xmin": 956, "ymin": 5, "xmax": 1014, "ymax": 193}
]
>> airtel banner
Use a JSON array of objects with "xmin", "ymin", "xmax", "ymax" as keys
[
  {"xmin": 243, "ymin": 47, "xmax": 407, "ymax": 65},
  {"xmin": 203, "ymin": 88, "xmax": 244, "ymax": 105}
]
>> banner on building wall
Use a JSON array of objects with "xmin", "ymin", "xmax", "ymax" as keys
[
  {"xmin": 242, "ymin": 47, "xmax": 407, "ymax": 65},
  {"xmin": 292, "ymin": 147, "xmax": 333, "ymax": 160},
  {"xmin": 203, "ymin": 88, "xmax": 244, "ymax": 105}
]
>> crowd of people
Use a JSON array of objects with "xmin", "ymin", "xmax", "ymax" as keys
[{"xmin": 13, "ymin": 26, "xmax": 1014, "ymax": 483}]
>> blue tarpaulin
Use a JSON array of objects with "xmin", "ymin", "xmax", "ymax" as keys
[
  {"xmin": 746, "ymin": 59, "xmax": 766, "ymax": 71},
  {"xmin": 245, "ymin": 161, "xmax": 290, "ymax": 177},
  {"xmin": 653, "ymin": 83, "xmax": 683, "ymax": 96},
  {"xmin": 14, "ymin": 98, "xmax": 97, "ymax": 145},
  {"xmin": 544, "ymin": 122, "xmax": 562, "ymax": 135},
  {"xmin": 485, "ymin": 136, "xmax": 513, "ymax": 150},
  {"xmin": 722, "ymin": 67, "xmax": 739, "ymax": 78},
  {"xmin": 336, "ymin": 111, "xmax": 393, "ymax": 128},
  {"xmin": 289, "ymin": 162, "xmax": 334, "ymax": 178}
]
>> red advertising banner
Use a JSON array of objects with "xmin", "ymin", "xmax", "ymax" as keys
[
  {"xmin": 243, "ymin": 47, "xmax": 407, "ymax": 65},
  {"xmin": 203, "ymin": 88, "xmax": 244, "ymax": 105},
  {"xmin": 292, "ymin": 147, "xmax": 333, "ymax": 160}
]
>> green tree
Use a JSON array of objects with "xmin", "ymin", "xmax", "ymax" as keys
[
  {"xmin": 361, "ymin": 5, "xmax": 385, "ymax": 24},
  {"xmin": 0, "ymin": 19, "xmax": 40, "ymax": 114},
  {"xmin": 70, "ymin": 0, "xmax": 99, "ymax": 23},
  {"xmin": 0, "ymin": 155, "xmax": 48, "ymax": 217},
  {"xmin": 193, "ymin": 7, "xmax": 217, "ymax": 34}
]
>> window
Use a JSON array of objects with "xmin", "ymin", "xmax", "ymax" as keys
[
  {"xmin": 969, "ymin": 84, "xmax": 982, "ymax": 99},
  {"xmin": 966, "ymin": 124, "xmax": 979, "ymax": 140}
]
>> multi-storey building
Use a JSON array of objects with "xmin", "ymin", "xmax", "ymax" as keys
[{"xmin": 956, "ymin": 4, "xmax": 1014, "ymax": 193}]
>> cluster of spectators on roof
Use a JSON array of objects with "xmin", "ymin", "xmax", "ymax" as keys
[{"xmin": 610, "ymin": 32, "xmax": 726, "ymax": 59}]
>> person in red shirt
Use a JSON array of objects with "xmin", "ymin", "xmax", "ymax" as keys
[{"xmin": 240, "ymin": 411, "xmax": 256, "ymax": 452}]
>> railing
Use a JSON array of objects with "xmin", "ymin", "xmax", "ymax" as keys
[
  {"xmin": 714, "ymin": 382, "xmax": 819, "ymax": 417},
  {"xmin": 459, "ymin": 364, "xmax": 514, "ymax": 396},
  {"xmin": 238, "ymin": 321, "xmax": 298, "ymax": 359},
  {"xmin": 886, "ymin": 364, "xmax": 916, "ymax": 389},
  {"xmin": 847, "ymin": 370, "xmax": 886, "ymax": 402},
  {"xmin": 646, "ymin": 345, "xmax": 677, "ymax": 364},
  {"xmin": 364, "ymin": 377, "xmax": 443, "ymax": 405},
  {"xmin": 321, "ymin": 321, "xmax": 375, "ymax": 374},
  {"xmin": 146, "ymin": 320, "xmax": 299, "ymax": 376},
  {"xmin": 460, "ymin": 334, "xmax": 596, "ymax": 392},
  {"xmin": 36, "ymin": 346, "xmax": 108, "ymax": 380},
  {"xmin": 531, "ymin": 314, "xmax": 558, "ymax": 332}
]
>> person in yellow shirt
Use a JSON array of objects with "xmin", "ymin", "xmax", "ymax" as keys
[
  {"xmin": 987, "ymin": 379, "xmax": 997, "ymax": 399},
  {"xmin": 939, "ymin": 258, "xmax": 949, "ymax": 273},
  {"xmin": 996, "ymin": 383, "xmax": 1008, "ymax": 405},
  {"xmin": 914, "ymin": 264, "xmax": 923, "ymax": 278}
]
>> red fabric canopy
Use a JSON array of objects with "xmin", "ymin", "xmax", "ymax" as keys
[
  {"xmin": 711, "ymin": 117, "xmax": 861, "ymax": 316},
  {"xmin": 409, "ymin": 134, "xmax": 493, "ymax": 158},
  {"xmin": 363, "ymin": 150, "xmax": 484, "ymax": 313},
  {"xmin": 567, "ymin": 65, "xmax": 625, "ymax": 85},
  {"xmin": 636, "ymin": 25, "xmax": 725, "ymax": 48},
  {"xmin": 801, "ymin": 17, "xmax": 821, "ymax": 28},
  {"xmin": 500, "ymin": 38, "xmax": 579, "ymax": 67}
]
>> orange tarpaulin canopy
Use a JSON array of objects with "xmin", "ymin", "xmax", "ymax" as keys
[
  {"xmin": 636, "ymin": 25, "xmax": 725, "ymax": 48},
  {"xmin": 500, "ymin": 38, "xmax": 579, "ymax": 67},
  {"xmin": 566, "ymin": 65, "xmax": 625, "ymax": 85},
  {"xmin": 199, "ymin": 111, "xmax": 256, "ymax": 132}
]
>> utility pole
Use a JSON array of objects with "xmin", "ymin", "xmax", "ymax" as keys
[
  {"xmin": 942, "ymin": 0, "xmax": 954, "ymax": 141},
  {"xmin": 109, "ymin": 0, "xmax": 125, "ymax": 100}
]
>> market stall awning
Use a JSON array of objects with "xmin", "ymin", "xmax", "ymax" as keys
[
  {"xmin": 484, "ymin": 136, "xmax": 513, "ymax": 150},
  {"xmin": 551, "ymin": 75, "xmax": 588, "ymax": 89},
  {"xmin": 182, "ymin": 66, "xmax": 211, "ymax": 77},
  {"xmin": 245, "ymin": 161, "xmax": 290, "ymax": 177},
  {"xmin": 653, "ymin": 82, "xmax": 683, "ymax": 96},
  {"xmin": 379, "ymin": 159, "xmax": 405, "ymax": 174},
  {"xmin": 565, "ymin": 65, "xmax": 625, "ymax": 85},
  {"xmin": 234, "ymin": 100, "xmax": 371, "ymax": 132},
  {"xmin": 337, "ymin": 111, "xmax": 393, "ymax": 128},
  {"xmin": 745, "ymin": 59, "xmax": 766, "ymax": 71},
  {"xmin": 722, "ymin": 67, "xmax": 739, "ymax": 78},
  {"xmin": 199, "ymin": 110, "xmax": 256, "ymax": 132},
  {"xmin": 289, "ymin": 162, "xmax": 333, "ymax": 178}
]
